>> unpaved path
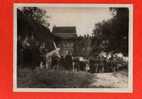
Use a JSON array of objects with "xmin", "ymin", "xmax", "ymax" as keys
[{"xmin": 89, "ymin": 71, "xmax": 128, "ymax": 88}]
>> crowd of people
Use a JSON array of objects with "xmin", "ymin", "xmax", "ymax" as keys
[
  {"xmin": 17, "ymin": 35, "xmax": 127, "ymax": 73},
  {"xmin": 89, "ymin": 56, "xmax": 127, "ymax": 73},
  {"xmin": 40, "ymin": 52, "xmax": 127, "ymax": 73},
  {"xmin": 48, "ymin": 52, "xmax": 89, "ymax": 72}
]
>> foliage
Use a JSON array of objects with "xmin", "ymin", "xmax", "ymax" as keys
[
  {"xmin": 17, "ymin": 7, "xmax": 54, "ymax": 68},
  {"xmin": 92, "ymin": 8, "xmax": 129, "ymax": 56},
  {"xmin": 19, "ymin": 7, "xmax": 47, "ymax": 24},
  {"xmin": 17, "ymin": 7, "xmax": 50, "ymax": 38},
  {"xmin": 73, "ymin": 35, "xmax": 93, "ymax": 57}
]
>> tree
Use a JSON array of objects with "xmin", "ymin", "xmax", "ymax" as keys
[
  {"xmin": 17, "ymin": 7, "xmax": 52, "ymax": 68},
  {"xmin": 73, "ymin": 35, "xmax": 92, "ymax": 57},
  {"xmin": 91, "ymin": 8, "xmax": 129, "ymax": 56},
  {"xmin": 17, "ymin": 7, "xmax": 49, "ymax": 38},
  {"xmin": 19, "ymin": 7, "xmax": 47, "ymax": 24}
]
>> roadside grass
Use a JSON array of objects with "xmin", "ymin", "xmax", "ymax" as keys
[{"xmin": 17, "ymin": 67, "xmax": 94, "ymax": 88}]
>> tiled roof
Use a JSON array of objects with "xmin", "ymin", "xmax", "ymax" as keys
[
  {"xmin": 52, "ymin": 26, "xmax": 76, "ymax": 33},
  {"xmin": 52, "ymin": 26, "xmax": 77, "ymax": 39}
]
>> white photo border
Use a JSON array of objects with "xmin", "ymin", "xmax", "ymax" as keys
[{"xmin": 13, "ymin": 3, "xmax": 133, "ymax": 93}]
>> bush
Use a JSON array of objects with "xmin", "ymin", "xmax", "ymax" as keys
[{"xmin": 17, "ymin": 67, "xmax": 93, "ymax": 88}]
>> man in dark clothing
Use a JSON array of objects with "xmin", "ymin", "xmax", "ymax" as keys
[
  {"xmin": 74, "ymin": 58, "xmax": 80, "ymax": 71},
  {"xmin": 89, "ymin": 59, "xmax": 96, "ymax": 73},
  {"xmin": 59, "ymin": 56, "xmax": 65, "ymax": 70},
  {"xmin": 51, "ymin": 54, "xmax": 59, "ymax": 69},
  {"xmin": 79, "ymin": 61, "xmax": 86, "ymax": 71},
  {"xmin": 65, "ymin": 52, "xmax": 73, "ymax": 71}
]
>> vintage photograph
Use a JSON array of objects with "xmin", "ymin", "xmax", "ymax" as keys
[{"xmin": 14, "ymin": 4, "xmax": 133, "ymax": 92}]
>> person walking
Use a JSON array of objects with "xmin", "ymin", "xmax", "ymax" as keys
[
  {"xmin": 59, "ymin": 56, "xmax": 65, "ymax": 70},
  {"xmin": 65, "ymin": 51, "xmax": 73, "ymax": 71}
]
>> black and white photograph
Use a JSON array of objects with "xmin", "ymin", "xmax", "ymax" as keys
[{"xmin": 14, "ymin": 4, "xmax": 133, "ymax": 92}]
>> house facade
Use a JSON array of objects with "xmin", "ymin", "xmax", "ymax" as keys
[{"xmin": 52, "ymin": 26, "xmax": 77, "ymax": 57}]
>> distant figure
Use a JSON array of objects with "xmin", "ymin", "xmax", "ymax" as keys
[
  {"xmin": 65, "ymin": 51, "xmax": 73, "ymax": 71},
  {"xmin": 39, "ymin": 48, "xmax": 46, "ymax": 69},
  {"xmin": 45, "ymin": 45, "xmax": 60, "ymax": 69},
  {"xmin": 89, "ymin": 59, "xmax": 95, "ymax": 73},
  {"xmin": 74, "ymin": 58, "xmax": 80, "ymax": 71},
  {"xmin": 32, "ymin": 44, "xmax": 41, "ymax": 68},
  {"xmin": 85, "ymin": 62, "xmax": 90, "ymax": 72},
  {"xmin": 22, "ymin": 45, "xmax": 33, "ymax": 68},
  {"xmin": 51, "ymin": 53, "xmax": 59, "ymax": 69},
  {"xmin": 98, "ymin": 56, "xmax": 104, "ymax": 73},
  {"xmin": 59, "ymin": 56, "xmax": 65, "ymax": 70},
  {"xmin": 79, "ymin": 61, "xmax": 86, "ymax": 71}
]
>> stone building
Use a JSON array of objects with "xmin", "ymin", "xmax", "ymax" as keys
[{"xmin": 52, "ymin": 26, "xmax": 77, "ymax": 57}]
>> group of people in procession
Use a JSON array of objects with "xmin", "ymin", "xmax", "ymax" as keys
[
  {"xmin": 40, "ymin": 52, "xmax": 124, "ymax": 73},
  {"xmin": 89, "ymin": 56, "xmax": 122, "ymax": 73},
  {"xmin": 17, "ymin": 35, "xmax": 127, "ymax": 73}
]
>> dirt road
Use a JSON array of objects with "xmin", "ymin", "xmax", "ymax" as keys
[{"xmin": 89, "ymin": 70, "xmax": 128, "ymax": 88}]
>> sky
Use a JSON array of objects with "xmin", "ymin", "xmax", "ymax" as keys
[{"xmin": 42, "ymin": 7, "xmax": 113, "ymax": 36}]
